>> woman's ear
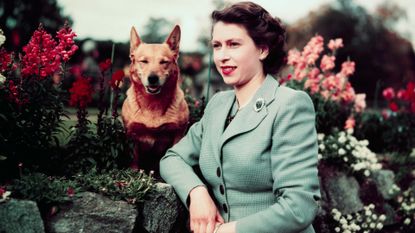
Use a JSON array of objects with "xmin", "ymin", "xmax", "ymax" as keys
[{"xmin": 259, "ymin": 46, "xmax": 269, "ymax": 61}]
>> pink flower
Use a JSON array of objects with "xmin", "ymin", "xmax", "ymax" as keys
[
  {"xmin": 328, "ymin": 38, "xmax": 343, "ymax": 51},
  {"xmin": 382, "ymin": 87, "xmax": 395, "ymax": 101},
  {"xmin": 354, "ymin": 94, "xmax": 366, "ymax": 113},
  {"xmin": 287, "ymin": 50, "xmax": 301, "ymax": 66},
  {"xmin": 381, "ymin": 109, "xmax": 390, "ymax": 120},
  {"xmin": 0, "ymin": 186, "xmax": 5, "ymax": 197},
  {"xmin": 320, "ymin": 55, "xmax": 336, "ymax": 72},
  {"xmin": 396, "ymin": 89, "xmax": 406, "ymax": 100},
  {"xmin": 344, "ymin": 116, "xmax": 355, "ymax": 129},
  {"xmin": 302, "ymin": 35, "xmax": 324, "ymax": 65},
  {"xmin": 340, "ymin": 61, "xmax": 355, "ymax": 77},
  {"xmin": 67, "ymin": 187, "xmax": 75, "ymax": 197}
]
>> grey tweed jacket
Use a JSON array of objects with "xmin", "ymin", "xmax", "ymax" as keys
[{"xmin": 160, "ymin": 75, "xmax": 321, "ymax": 233}]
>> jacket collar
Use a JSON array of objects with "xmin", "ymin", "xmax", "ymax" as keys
[{"xmin": 211, "ymin": 75, "xmax": 280, "ymax": 164}]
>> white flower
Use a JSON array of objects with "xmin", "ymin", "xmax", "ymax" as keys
[
  {"xmin": 318, "ymin": 154, "xmax": 323, "ymax": 160},
  {"xmin": 338, "ymin": 148, "xmax": 346, "ymax": 155},
  {"xmin": 364, "ymin": 170, "xmax": 371, "ymax": 177},
  {"xmin": 369, "ymin": 222, "xmax": 375, "ymax": 229},
  {"xmin": 410, "ymin": 148, "xmax": 415, "ymax": 157},
  {"xmin": 404, "ymin": 218, "xmax": 411, "ymax": 225},
  {"xmin": 346, "ymin": 128, "xmax": 354, "ymax": 135},
  {"xmin": 319, "ymin": 144, "xmax": 325, "ymax": 151},
  {"xmin": 376, "ymin": 222, "xmax": 384, "ymax": 229},
  {"xmin": 0, "ymin": 73, "xmax": 6, "ymax": 85},
  {"xmin": 318, "ymin": 133, "xmax": 325, "ymax": 141},
  {"xmin": 0, "ymin": 34, "xmax": 5, "ymax": 47},
  {"xmin": 334, "ymin": 227, "xmax": 340, "ymax": 232},
  {"xmin": 379, "ymin": 214, "xmax": 386, "ymax": 221},
  {"xmin": 343, "ymin": 157, "xmax": 348, "ymax": 162},
  {"xmin": 338, "ymin": 135, "xmax": 347, "ymax": 144}
]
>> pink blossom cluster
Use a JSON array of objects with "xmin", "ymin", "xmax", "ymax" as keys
[
  {"xmin": 21, "ymin": 24, "xmax": 78, "ymax": 79},
  {"xmin": 286, "ymin": 35, "xmax": 366, "ymax": 129}
]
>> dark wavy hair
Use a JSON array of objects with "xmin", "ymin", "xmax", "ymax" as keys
[{"xmin": 211, "ymin": 1, "xmax": 287, "ymax": 75}]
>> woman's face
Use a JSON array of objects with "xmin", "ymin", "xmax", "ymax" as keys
[{"xmin": 211, "ymin": 22, "xmax": 268, "ymax": 88}]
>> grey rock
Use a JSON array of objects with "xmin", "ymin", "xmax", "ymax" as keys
[
  {"xmin": 139, "ymin": 182, "xmax": 189, "ymax": 233},
  {"xmin": 0, "ymin": 199, "xmax": 45, "ymax": 233},
  {"xmin": 371, "ymin": 169, "xmax": 396, "ymax": 200},
  {"xmin": 320, "ymin": 167, "xmax": 364, "ymax": 214},
  {"xmin": 382, "ymin": 203, "xmax": 398, "ymax": 226},
  {"xmin": 48, "ymin": 192, "xmax": 136, "ymax": 233}
]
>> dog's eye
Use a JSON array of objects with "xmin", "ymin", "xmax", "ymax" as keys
[
  {"xmin": 160, "ymin": 60, "xmax": 170, "ymax": 65},
  {"xmin": 139, "ymin": 60, "xmax": 148, "ymax": 64}
]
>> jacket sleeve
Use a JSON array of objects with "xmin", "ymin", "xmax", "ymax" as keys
[
  {"xmin": 159, "ymin": 93, "xmax": 218, "ymax": 206},
  {"xmin": 236, "ymin": 91, "xmax": 321, "ymax": 233}
]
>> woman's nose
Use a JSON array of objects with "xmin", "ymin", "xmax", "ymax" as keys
[{"xmin": 215, "ymin": 48, "xmax": 230, "ymax": 62}]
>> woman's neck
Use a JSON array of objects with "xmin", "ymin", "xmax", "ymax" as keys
[{"xmin": 234, "ymin": 73, "xmax": 266, "ymax": 109}]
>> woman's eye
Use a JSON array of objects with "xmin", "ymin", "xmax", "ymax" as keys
[
  {"xmin": 230, "ymin": 42, "xmax": 239, "ymax": 47},
  {"xmin": 212, "ymin": 43, "xmax": 221, "ymax": 49},
  {"xmin": 160, "ymin": 60, "xmax": 169, "ymax": 65},
  {"xmin": 139, "ymin": 60, "xmax": 148, "ymax": 64}
]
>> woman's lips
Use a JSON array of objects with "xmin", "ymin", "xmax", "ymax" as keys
[{"xmin": 221, "ymin": 66, "xmax": 236, "ymax": 76}]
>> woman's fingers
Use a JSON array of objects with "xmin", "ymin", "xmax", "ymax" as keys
[{"xmin": 216, "ymin": 210, "xmax": 225, "ymax": 223}]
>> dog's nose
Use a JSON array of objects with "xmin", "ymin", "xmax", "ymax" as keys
[{"xmin": 148, "ymin": 75, "xmax": 159, "ymax": 85}]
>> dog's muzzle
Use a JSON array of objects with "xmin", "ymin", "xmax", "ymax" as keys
[{"xmin": 145, "ymin": 75, "xmax": 162, "ymax": 95}]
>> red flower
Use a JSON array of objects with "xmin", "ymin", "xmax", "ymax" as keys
[
  {"xmin": 56, "ymin": 24, "xmax": 78, "ymax": 62},
  {"xmin": 99, "ymin": 59, "xmax": 112, "ymax": 73},
  {"xmin": 69, "ymin": 77, "xmax": 94, "ymax": 108},
  {"xmin": 382, "ymin": 87, "xmax": 395, "ymax": 101},
  {"xmin": 389, "ymin": 101, "xmax": 399, "ymax": 112},
  {"xmin": 67, "ymin": 187, "xmax": 75, "ymax": 197},
  {"xmin": 0, "ymin": 48, "xmax": 14, "ymax": 73},
  {"xmin": 21, "ymin": 24, "xmax": 77, "ymax": 79},
  {"xmin": 109, "ymin": 70, "xmax": 124, "ymax": 89},
  {"xmin": 404, "ymin": 82, "xmax": 415, "ymax": 101}
]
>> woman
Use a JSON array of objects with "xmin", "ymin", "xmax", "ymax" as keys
[{"xmin": 160, "ymin": 2, "xmax": 321, "ymax": 233}]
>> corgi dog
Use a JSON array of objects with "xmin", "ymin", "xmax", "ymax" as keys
[{"xmin": 121, "ymin": 25, "xmax": 189, "ymax": 174}]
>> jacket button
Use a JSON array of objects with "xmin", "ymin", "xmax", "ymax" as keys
[
  {"xmin": 219, "ymin": 185, "xmax": 225, "ymax": 195},
  {"xmin": 223, "ymin": 204, "xmax": 228, "ymax": 213},
  {"xmin": 216, "ymin": 167, "xmax": 221, "ymax": 177}
]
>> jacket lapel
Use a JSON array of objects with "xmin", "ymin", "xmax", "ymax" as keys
[
  {"xmin": 210, "ymin": 92, "xmax": 235, "ymax": 164},
  {"xmin": 218, "ymin": 75, "xmax": 279, "ymax": 160}
]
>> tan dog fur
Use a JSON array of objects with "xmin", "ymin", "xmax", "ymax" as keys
[{"xmin": 121, "ymin": 25, "xmax": 189, "ymax": 173}]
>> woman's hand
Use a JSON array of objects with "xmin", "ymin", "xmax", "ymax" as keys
[
  {"xmin": 216, "ymin": 221, "xmax": 236, "ymax": 233},
  {"xmin": 189, "ymin": 186, "xmax": 224, "ymax": 233}
]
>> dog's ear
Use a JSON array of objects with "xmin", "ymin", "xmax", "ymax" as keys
[
  {"xmin": 165, "ymin": 25, "xmax": 181, "ymax": 58},
  {"xmin": 130, "ymin": 27, "xmax": 141, "ymax": 56}
]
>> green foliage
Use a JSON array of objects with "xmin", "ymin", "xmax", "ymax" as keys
[
  {"xmin": 74, "ymin": 168, "xmax": 155, "ymax": 204},
  {"xmin": 10, "ymin": 172, "xmax": 79, "ymax": 205},
  {"xmin": 95, "ymin": 116, "xmax": 132, "ymax": 171},
  {"xmin": 8, "ymin": 168, "xmax": 155, "ymax": 206},
  {"xmin": 355, "ymin": 111, "xmax": 415, "ymax": 154},
  {"xmin": 0, "ymin": 76, "xmax": 68, "ymax": 178},
  {"xmin": 185, "ymin": 94, "xmax": 205, "ymax": 127}
]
